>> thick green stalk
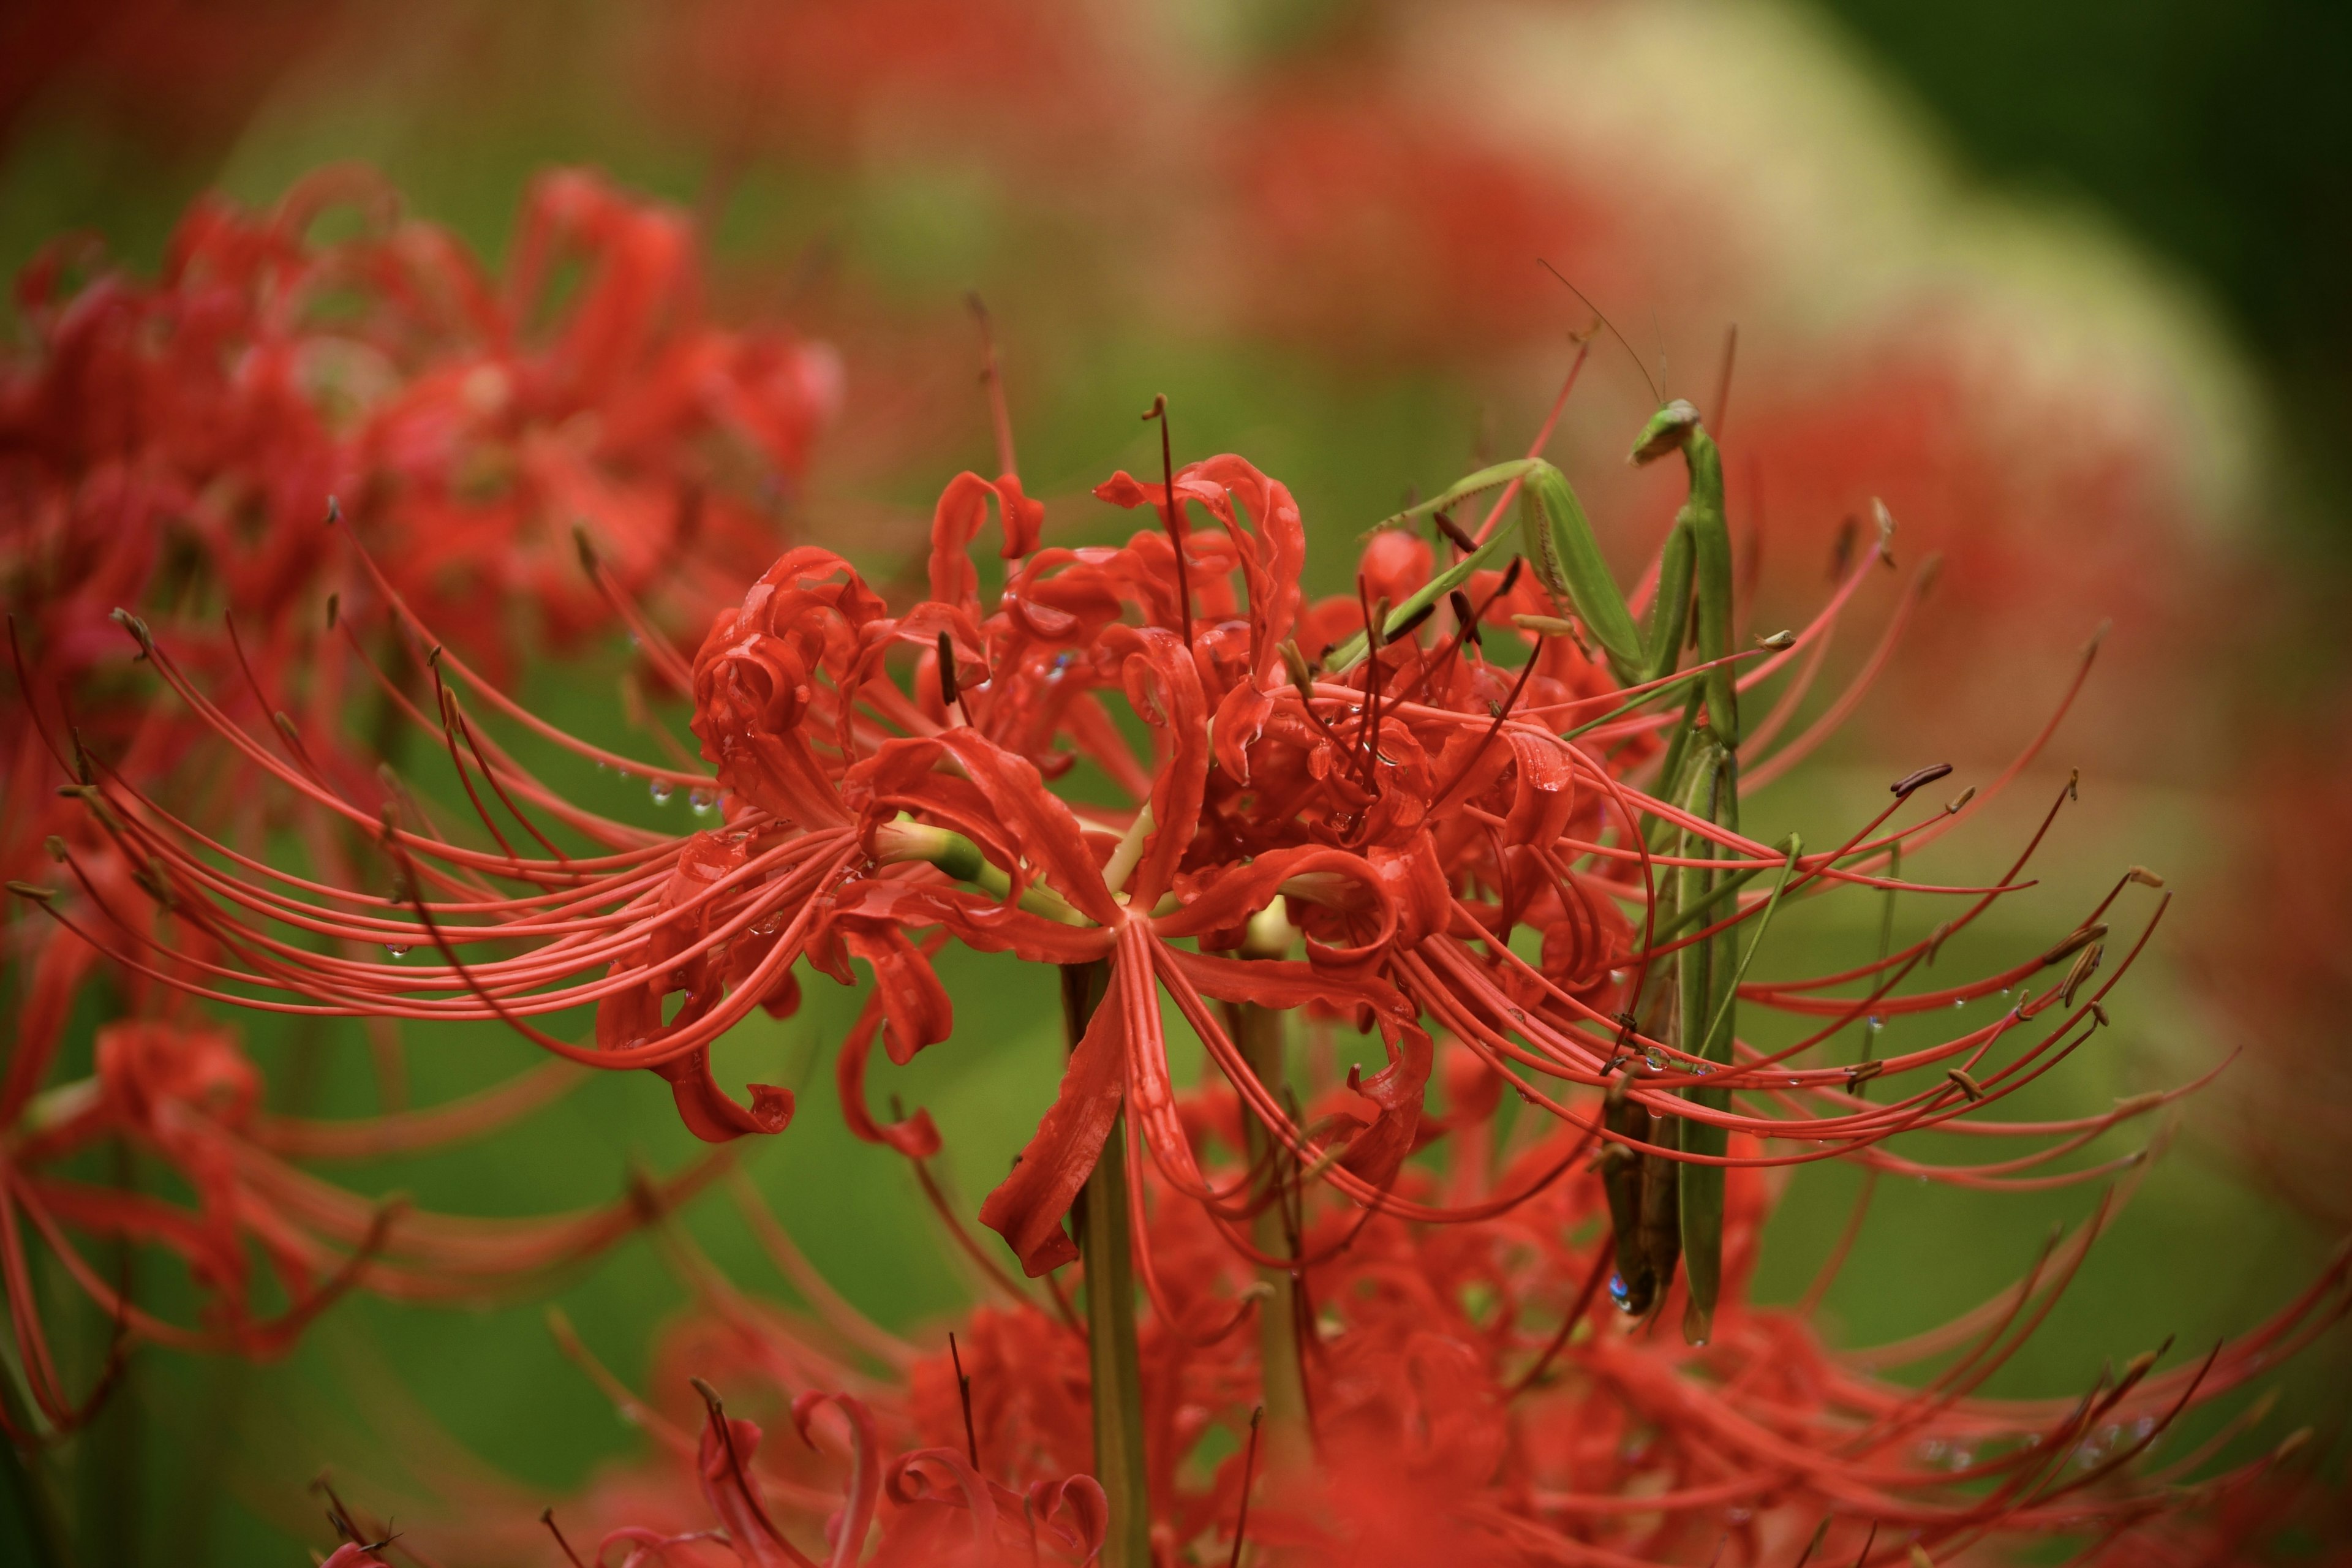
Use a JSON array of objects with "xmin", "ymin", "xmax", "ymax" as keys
[
  {"xmin": 1234, "ymin": 998, "xmax": 1311, "ymax": 1470},
  {"xmin": 1223, "ymin": 903, "xmax": 1311, "ymax": 1471},
  {"xmin": 1063, "ymin": 961, "xmax": 1149, "ymax": 1568}
]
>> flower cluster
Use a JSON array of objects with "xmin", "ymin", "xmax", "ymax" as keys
[
  {"xmin": 26, "ymin": 326, "xmax": 2332, "ymax": 1562},
  {"xmin": 0, "ymin": 164, "xmax": 835, "ymax": 1436}
]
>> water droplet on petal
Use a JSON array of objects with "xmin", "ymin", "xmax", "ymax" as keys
[
  {"xmin": 1608, "ymin": 1273, "xmax": 1634, "ymax": 1311},
  {"xmin": 383, "ymin": 944, "xmax": 411, "ymax": 959},
  {"xmin": 1642, "ymin": 1046, "xmax": 1666, "ymax": 1071},
  {"xmin": 650, "ymin": 780, "xmax": 674, "ymax": 805},
  {"xmin": 690, "ymin": 788, "xmax": 720, "ymax": 815}
]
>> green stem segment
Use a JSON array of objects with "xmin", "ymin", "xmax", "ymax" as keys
[
  {"xmin": 1063, "ymin": 961, "xmax": 1150, "ymax": 1568},
  {"xmin": 1232, "ymin": 997, "xmax": 1311, "ymax": 1472}
]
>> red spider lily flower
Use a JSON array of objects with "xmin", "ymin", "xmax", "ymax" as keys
[
  {"xmin": 2, "ymin": 159, "xmax": 837, "ymax": 1193},
  {"xmin": 0, "ymin": 1001, "xmax": 722, "ymax": 1442},
  {"xmin": 1, "ymin": 164, "xmax": 837, "ymax": 693},
  {"xmin": 426, "ymin": 1061, "xmax": 2345, "ymax": 1567},
  {"xmin": 32, "ymin": 385, "xmax": 2204, "ymax": 1352}
]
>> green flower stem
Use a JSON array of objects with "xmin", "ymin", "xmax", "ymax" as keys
[
  {"xmin": 1063, "ymin": 960, "xmax": 1150, "ymax": 1568},
  {"xmin": 1231, "ymin": 906, "xmax": 1311, "ymax": 1472}
]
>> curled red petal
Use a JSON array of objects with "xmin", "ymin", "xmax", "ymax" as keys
[{"xmin": 976, "ymin": 949, "xmax": 1130, "ymax": 1276}]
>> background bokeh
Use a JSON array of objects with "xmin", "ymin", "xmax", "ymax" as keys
[{"xmin": 3, "ymin": 1, "xmax": 2346, "ymax": 1559}]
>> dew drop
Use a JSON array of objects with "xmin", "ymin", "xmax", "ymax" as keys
[
  {"xmin": 1607, "ymin": 1272, "xmax": 1634, "ymax": 1311},
  {"xmin": 383, "ymin": 943, "xmax": 411, "ymax": 959},
  {"xmin": 690, "ymin": 788, "xmax": 720, "ymax": 815},
  {"xmin": 1953, "ymin": 997, "xmax": 1967, "ymax": 1009},
  {"xmin": 1642, "ymin": 1046, "xmax": 1667, "ymax": 1071},
  {"xmin": 1866, "ymin": 1014, "xmax": 1883, "ymax": 1031},
  {"xmin": 649, "ymin": 780, "xmax": 674, "ymax": 805}
]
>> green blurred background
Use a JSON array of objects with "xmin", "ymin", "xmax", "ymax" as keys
[{"xmin": 2, "ymin": 1, "xmax": 2346, "ymax": 1561}]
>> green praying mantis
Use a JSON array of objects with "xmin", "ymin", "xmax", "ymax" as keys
[{"xmin": 1334, "ymin": 396, "xmax": 1756, "ymax": 1345}]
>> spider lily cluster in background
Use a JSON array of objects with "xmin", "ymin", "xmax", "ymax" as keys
[
  {"xmin": 1, "ymin": 166, "xmax": 834, "ymax": 1409},
  {"xmin": 6, "ymin": 168, "xmax": 2343, "ymax": 1564}
]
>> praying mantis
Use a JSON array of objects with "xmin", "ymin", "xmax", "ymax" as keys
[{"xmin": 1336, "ymin": 396, "xmax": 1747, "ymax": 1345}]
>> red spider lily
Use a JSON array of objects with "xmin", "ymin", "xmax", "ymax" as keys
[
  {"xmin": 39, "ymin": 379, "xmax": 2205, "ymax": 1368},
  {"xmin": 0, "ymin": 976, "xmax": 725, "ymax": 1446},
  {"xmin": 0, "ymin": 163, "xmax": 835, "ymax": 1439},
  {"xmin": 380, "ymin": 1059, "xmax": 2345, "ymax": 1567},
  {"xmin": 51, "ymin": 349, "xmax": 2320, "ymax": 1561},
  {"xmin": 1, "ymin": 162, "xmax": 836, "ymax": 690}
]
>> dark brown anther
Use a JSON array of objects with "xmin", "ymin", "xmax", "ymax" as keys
[
  {"xmin": 2059, "ymin": 943, "xmax": 2105, "ymax": 1007},
  {"xmin": 1498, "ymin": 556, "xmax": 1523, "ymax": 595},
  {"xmin": 1757, "ymin": 628, "xmax": 1795, "ymax": 649},
  {"xmin": 7, "ymin": 881, "xmax": 54, "ymax": 902},
  {"xmin": 1389, "ymin": 601, "xmax": 1435, "ymax": 640},
  {"xmin": 43, "ymin": 835, "xmax": 66, "ymax": 862},
  {"xmin": 2067, "ymin": 767, "xmax": 2080, "ymax": 802},
  {"xmin": 936, "ymin": 630, "xmax": 962, "ymax": 717},
  {"xmin": 1946, "ymin": 1067, "xmax": 1985, "ymax": 1101},
  {"xmin": 541, "ymin": 1508, "xmax": 589, "ymax": 1568},
  {"xmin": 1829, "ymin": 515, "xmax": 1858, "ymax": 580},
  {"xmin": 1448, "ymin": 590, "xmax": 1482, "ymax": 648},
  {"xmin": 325, "ymin": 592, "xmax": 339, "ymax": 628},
  {"xmin": 1944, "ymin": 785, "xmax": 1977, "ymax": 814},
  {"xmin": 2037, "ymin": 923, "xmax": 2108, "ymax": 969},
  {"xmin": 1434, "ymin": 509, "xmax": 1477, "ymax": 555},
  {"xmin": 1142, "ymin": 394, "xmax": 1192, "ymax": 650},
  {"xmin": 1890, "ymin": 763, "xmax": 1954, "ymax": 798},
  {"xmin": 1845, "ymin": 1059, "xmax": 1885, "ymax": 1094}
]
